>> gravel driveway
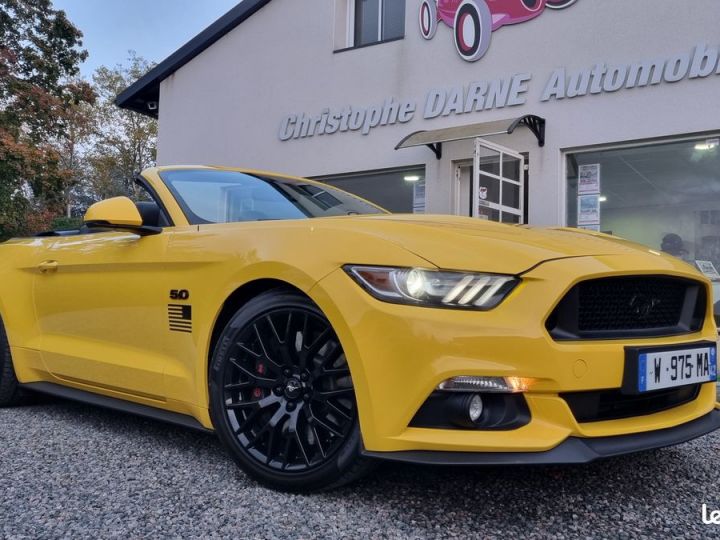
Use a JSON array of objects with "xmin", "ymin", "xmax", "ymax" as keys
[{"xmin": 1, "ymin": 398, "xmax": 719, "ymax": 539}]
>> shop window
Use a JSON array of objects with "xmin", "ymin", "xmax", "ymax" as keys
[
  {"xmin": 353, "ymin": 0, "xmax": 406, "ymax": 47},
  {"xmin": 316, "ymin": 166, "xmax": 424, "ymax": 213},
  {"xmin": 566, "ymin": 135, "xmax": 720, "ymax": 322}
]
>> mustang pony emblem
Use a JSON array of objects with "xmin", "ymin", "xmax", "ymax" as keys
[
  {"xmin": 419, "ymin": 0, "xmax": 578, "ymax": 62},
  {"xmin": 629, "ymin": 294, "xmax": 661, "ymax": 319}
]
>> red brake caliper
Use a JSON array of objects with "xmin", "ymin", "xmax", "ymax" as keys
[{"xmin": 253, "ymin": 363, "xmax": 265, "ymax": 398}]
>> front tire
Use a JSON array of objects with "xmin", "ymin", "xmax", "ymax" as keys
[
  {"xmin": 209, "ymin": 289, "xmax": 374, "ymax": 492},
  {"xmin": 0, "ymin": 315, "xmax": 23, "ymax": 407},
  {"xmin": 453, "ymin": 0, "xmax": 493, "ymax": 62}
]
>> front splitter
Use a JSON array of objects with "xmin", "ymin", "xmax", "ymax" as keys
[{"xmin": 362, "ymin": 410, "xmax": 720, "ymax": 465}]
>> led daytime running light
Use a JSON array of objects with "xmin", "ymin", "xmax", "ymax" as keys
[
  {"xmin": 345, "ymin": 266, "xmax": 518, "ymax": 311},
  {"xmin": 437, "ymin": 376, "xmax": 533, "ymax": 393}
]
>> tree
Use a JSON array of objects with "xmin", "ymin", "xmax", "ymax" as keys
[
  {"xmin": 0, "ymin": 0, "xmax": 94, "ymax": 239},
  {"xmin": 86, "ymin": 52, "xmax": 157, "ymax": 203}
]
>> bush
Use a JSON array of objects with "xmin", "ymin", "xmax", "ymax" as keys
[{"xmin": 51, "ymin": 216, "xmax": 83, "ymax": 231}]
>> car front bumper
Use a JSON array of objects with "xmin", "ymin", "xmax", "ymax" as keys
[
  {"xmin": 311, "ymin": 254, "xmax": 720, "ymax": 454},
  {"xmin": 362, "ymin": 409, "xmax": 720, "ymax": 465}
]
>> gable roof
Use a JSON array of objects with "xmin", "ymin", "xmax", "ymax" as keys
[{"xmin": 115, "ymin": 0, "xmax": 273, "ymax": 118}]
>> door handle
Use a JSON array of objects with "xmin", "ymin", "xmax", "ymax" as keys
[{"xmin": 38, "ymin": 260, "xmax": 59, "ymax": 273}]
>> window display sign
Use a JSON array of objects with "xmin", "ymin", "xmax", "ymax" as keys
[
  {"xmin": 577, "ymin": 194, "xmax": 601, "ymax": 225},
  {"xmin": 695, "ymin": 260, "xmax": 720, "ymax": 281},
  {"xmin": 578, "ymin": 164, "xmax": 601, "ymax": 195},
  {"xmin": 413, "ymin": 180, "xmax": 426, "ymax": 214}
]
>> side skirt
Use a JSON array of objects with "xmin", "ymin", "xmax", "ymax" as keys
[{"xmin": 20, "ymin": 382, "xmax": 213, "ymax": 434}]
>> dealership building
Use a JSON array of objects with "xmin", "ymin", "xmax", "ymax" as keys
[{"xmin": 118, "ymin": 0, "xmax": 720, "ymax": 273}]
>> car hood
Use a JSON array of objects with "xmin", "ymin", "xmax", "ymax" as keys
[{"xmin": 320, "ymin": 214, "xmax": 662, "ymax": 274}]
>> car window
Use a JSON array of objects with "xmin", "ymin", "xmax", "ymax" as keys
[
  {"xmin": 132, "ymin": 178, "xmax": 172, "ymax": 227},
  {"xmin": 160, "ymin": 169, "xmax": 387, "ymax": 225}
]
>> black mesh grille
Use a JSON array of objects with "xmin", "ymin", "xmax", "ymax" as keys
[
  {"xmin": 547, "ymin": 276, "xmax": 706, "ymax": 340},
  {"xmin": 561, "ymin": 385, "xmax": 700, "ymax": 423},
  {"xmin": 578, "ymin": 278, "xmax": 686, "ymax": 331}
]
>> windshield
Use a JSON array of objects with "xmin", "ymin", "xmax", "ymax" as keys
[{"xmin": 160, "ymin": 169, "xmax": 386, "ymax": 224}]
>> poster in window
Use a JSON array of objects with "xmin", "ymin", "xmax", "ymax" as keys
[
  {"xmin": 578, "ymin": 164, "xmax": 601, "ymax": 195},
  {"xmin": 695, "ymin": 260, "xmax": 720, "ymax": 281},
  {"xmin": 579, "ymin": 224, "xmax": 601, "ymax": 232},
  {"xmin": 413, "ymin": 180, "xmax": 426, "ymax": 214},
  {"xmin": 577, "ymin": 194, "xmax": 600, "ymax": 225}
]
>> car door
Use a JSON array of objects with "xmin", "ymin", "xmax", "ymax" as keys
[{"xmin": 33, "ymin": 193, "xmax": 173, "ymax": 400}]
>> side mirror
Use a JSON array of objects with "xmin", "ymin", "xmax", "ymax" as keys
[{"xmin": 84, "ymin": 197, "xmax": 161, "ymax": 236}]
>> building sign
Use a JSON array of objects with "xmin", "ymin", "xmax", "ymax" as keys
[
  {"xmin": 419, "ymin": 0, "xmax": 578, "ymax": 63},
  {"xmin": 278, "ymin": 43, "xmax": 720, "ymax": 141}
]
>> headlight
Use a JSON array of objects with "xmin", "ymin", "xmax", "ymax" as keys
[{"xmin": 344, "ymin": 265, "xmax": 519, "ymax": 310}]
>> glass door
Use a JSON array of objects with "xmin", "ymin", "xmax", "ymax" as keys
[{"xmin": 473, "ymin": 138, "xmax": 525, "ymax": 224}]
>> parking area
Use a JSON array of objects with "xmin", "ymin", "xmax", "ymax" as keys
[{"xmin": 1, "ymin": 398, "xmax": 719, "ymax": 539}]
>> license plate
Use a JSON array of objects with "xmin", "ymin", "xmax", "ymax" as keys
[{"xmin": 637, "ymin": 344, "xmax": 717, "ymax": 393}]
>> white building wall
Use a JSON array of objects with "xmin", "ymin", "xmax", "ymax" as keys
[{"xmin": 157, "ymin": 0, "xmax": 720, "ymax": 226}]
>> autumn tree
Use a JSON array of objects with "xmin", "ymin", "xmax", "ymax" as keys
[
  {"xmin": 0, "ymin": 0, "xmax": 94, "ymax": 239},
  {"xmin": 85, "ymin": 52, "xmax": 157, "ymax": 202}
]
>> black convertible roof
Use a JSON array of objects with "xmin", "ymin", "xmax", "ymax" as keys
[{"xmin": 115, "ymin": 0, "xmax": 273, "ymax": 118}]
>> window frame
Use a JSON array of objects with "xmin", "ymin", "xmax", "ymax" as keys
[
  {"xmin": 561, "ymin": 131, "xmax": 720, "ymax": 227},
  {"xmin": 338, "ymin": 0, "xmax": 405, "ymax": 51}
]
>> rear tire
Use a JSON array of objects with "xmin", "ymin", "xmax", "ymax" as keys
[
  {"xmin": 453, "ymin": 0, "xmax": 493, "ymax": 62},
  {"xmin": 0, "ymin": 315, "xmax": 23, "ymax": 407},
  {"xmin": 209, "ymin": 289, "xmax": 375, "ymax": 492}
]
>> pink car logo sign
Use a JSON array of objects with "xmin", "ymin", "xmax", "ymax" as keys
[{"xmin": 420, "ymin": 0, "xmax": 578, "ymax": 62}]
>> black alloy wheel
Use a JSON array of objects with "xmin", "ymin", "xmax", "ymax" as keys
[{"xmin": 209, "ymin": 289, "xmax": 374, "ymax": 491}]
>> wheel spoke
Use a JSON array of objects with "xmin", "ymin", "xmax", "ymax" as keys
[
  {"xmin": 234, "ymin": 406, "xmax": 263, "ymax": 434},
  {"xmin": 313, "ymin": 342, "xmax": 344, "ymax": 375},
  {"xmin": 314, "ymin": 387, "xmax": 354, "ymax": 402},
  {"xmin": 296, "ymin": 313, "xmax": 309, "ymax": 370},
  {"xmin": 237, "ymin": 342, "xmax": 261, "ymax": 359},
  {"xmin": 226, "ymin": 400, "xmax": 263, "ymax": 410},
  {"xmin": 229, "ymin": 358, "xmax": 277, "ymax": 388},
  {"xmin": 326, "ymin": 399, "xmax": 352, "ymax": 421},
  {"xmin": 310, "ymin": 414, "xmax": 343, "ymax": 438},
  {"xmin": 321, "ymin": 366, "xmax": 350, "ymax": 377},
  {"xmin": 253, "ymin": 324, "xmax": 270, "ymax": 359},
  {"xmin": 303, "ymin": 407, "xmax": 328, "ymax": 459},
  {"xmin": 247, "ymin": 407, "xmax": 286, "ymax": 450},
  {"xmin": 224, "ymin": 381, "xmax": 252, "ymax": 390},
  {"xmin": 266, "ymin": 315, "xmax": 284, "ymax": 345},
  {"xmin": 294, "ymin": 429, "xmax": 311, "ymax": 467},
  {"xmin": 312, "ymin": 425, "xmax": 326, "ymax": 459},
  {"xmin": 226, "ymin": 394, "xmax": 281, "ymax": 410},
  {"xmin": 280, "ymin": 436, "xmax": 293, "ymax": 470}
]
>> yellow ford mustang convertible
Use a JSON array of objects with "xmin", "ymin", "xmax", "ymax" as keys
[{"xmin": 1, "ymin": 166, "xmax": 718, "ymax": 491}]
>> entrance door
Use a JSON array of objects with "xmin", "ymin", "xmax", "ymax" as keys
[
  {"xmin": 472, "ymin": 139, "xmax": 525, "ymax": 224},
  {"xmin": 454, "ymin": 161, "xmax": 474, "ymax": 217}
]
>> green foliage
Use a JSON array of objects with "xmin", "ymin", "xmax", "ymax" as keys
[
  {"xmin": 88, "ymin": 52, "xmax": 157, "ymax": 200},
  {"xmin": 0, "ymin": 0, "xmax": 94, "ymax": 239},
  {"xmin": 0, "ymin": 2, "xmax": 157, "ymax": 242},
  {"xmin": 50, "ymin": 215, "xmax": 83, "ymax": 231}
]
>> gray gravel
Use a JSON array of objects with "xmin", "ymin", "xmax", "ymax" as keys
[{"xmin": 1, "ymin": 398, "xmax": 719, "ymax": 539}]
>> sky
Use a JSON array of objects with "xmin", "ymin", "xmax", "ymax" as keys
[{"xmin": 53, "ymin": 0, "xmax": 241, "ymax": 78}]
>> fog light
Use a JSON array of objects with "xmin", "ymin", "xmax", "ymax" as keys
[
  {"xmin": 437, "ymin": 376, "xmax": 533, "ymax": 393},
  {"xmin": 468, "ymin": 394, "xmax": 484, "ymax": 422}
]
